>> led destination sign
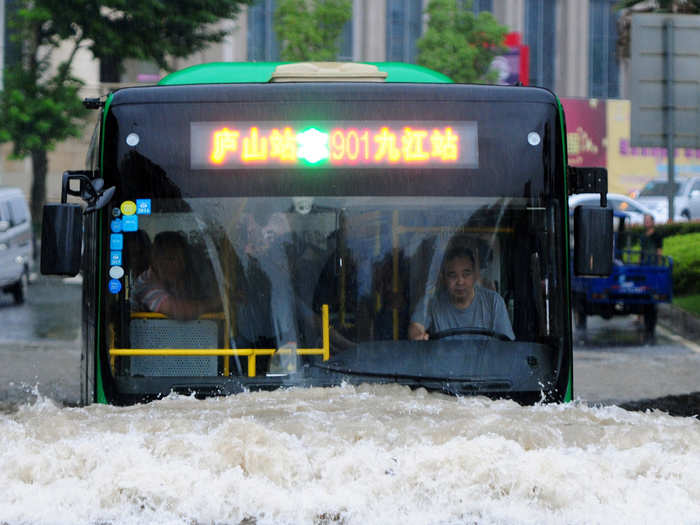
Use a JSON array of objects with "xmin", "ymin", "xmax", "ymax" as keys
[{"xmin": 190, "ymin": 121, "xmax": 478, "ymax": 169}]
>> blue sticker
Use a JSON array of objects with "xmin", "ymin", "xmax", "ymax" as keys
[
  {"xmin": 110, "ymin": 251, "xmax": 122, "ymax": 266},
  {"xmin": 136, "ymin": 199, "xmax": 152, "ymax": 215},
  {"xmin": 110, "ymin": 233, "xmax": 123, "ymax": 250},
  {"xmin": 122, "ymin": 215, "xmax": 138, "ymax": 232},
  {"xmin": 108, "ymin": 279, "xmax": 122, "ymax": 294},
  {"xmin": 110, "ymin": 218, "xmax": 123, "ymax": 233}
]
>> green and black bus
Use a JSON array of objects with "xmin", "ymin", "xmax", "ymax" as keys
[{"xmin": 41, "ymin": 62, "xmax": 612, "ymax": 405}]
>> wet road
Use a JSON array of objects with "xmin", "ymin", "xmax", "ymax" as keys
[
  {"xmin": 0, "ymin": 275, "xmax": 81, "ymax": 406},
  {"xmin": 0, "ymin": 275, "xmax": 81, "ymax": 341},
  {"xmin": 1, "ymin": 276, "xmax": 698, "ymax": 408},
  {"xmin": 572, "ymin": 315, "xmax": 700, "ymax": 405}
]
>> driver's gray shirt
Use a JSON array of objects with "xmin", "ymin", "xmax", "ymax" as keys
[{"xmin": 411, "ymin": 286, "xmax": 515, "ymax": 340}]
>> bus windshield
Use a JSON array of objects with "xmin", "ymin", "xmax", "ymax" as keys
[
  {"xmin": 108, "ymin": 194, "xmax": 563, "ymax": 396},
  {"xmin": 98, "ymin": 82, "xmax": 569, "ymax": 403}
]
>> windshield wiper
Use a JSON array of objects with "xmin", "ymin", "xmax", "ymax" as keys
[
  {"xmin": 311, "ymin": 362, "xmax": 513, "ymax": 392},
  {"xmin": 311, "ymin": 362, "xmax": 496, "ymax": 383}
]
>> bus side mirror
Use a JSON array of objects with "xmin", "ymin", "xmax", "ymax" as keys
[
  {"xmin": 40, "ymin": 203, "xmax": 83, "ymax": 276},
  {"xmin": 574, "ymin": 206, "xmax": 613, "ymax": 276}
]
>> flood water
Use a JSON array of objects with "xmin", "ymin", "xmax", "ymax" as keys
[
  {"xmin": 2, "ymin": 385, "xmax": 700, "ymax": 525},
  {"xmin": 2, "ymin": 279, "xmax": 700, "ymax": 524}
]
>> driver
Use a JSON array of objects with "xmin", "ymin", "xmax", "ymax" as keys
[{"xmin": 408, "ymin": 244, "xmax": 514, "ymax": 341}]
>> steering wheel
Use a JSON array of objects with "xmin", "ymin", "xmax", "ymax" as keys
[{"xmin": 430, "ymin": 326, "xmax": 512, "ymax": 342}]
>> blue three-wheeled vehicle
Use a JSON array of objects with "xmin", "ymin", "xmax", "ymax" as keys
[{"xmin": 571, "ymin": 210, "xmax": 673, "ymax": 337}]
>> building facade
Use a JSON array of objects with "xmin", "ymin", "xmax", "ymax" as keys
[
  {"xmin": 0, "ymin": 0, "xmax": 624, "ymax": 201},
  {"xmin": 169, "ymin": 0, "xmax": 621, "ymax": 99}
]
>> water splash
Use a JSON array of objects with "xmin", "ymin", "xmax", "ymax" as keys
[{"xmin": 1, "ymin": 385, "xmax": 699, "ymax": 525}]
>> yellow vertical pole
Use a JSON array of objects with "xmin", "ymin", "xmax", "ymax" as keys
[
  {"xmin": 322, "ymin": 304, "xmax": 330, "ymax": 360},
  {"xmin": 109, "ymin": 324, "xmax": 116, "ymax": 373},
  {"xmin": 223, "ymin": 320, "xmax": 230, "ymax": 376},
  {"xmin": 248, "ymin": 354, "xmax": 256, "ymax": 377}
]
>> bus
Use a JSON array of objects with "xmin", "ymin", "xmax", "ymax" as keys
[{"xmin": 41, "ymin": 62, "xmax": 612, "ymax": 405}]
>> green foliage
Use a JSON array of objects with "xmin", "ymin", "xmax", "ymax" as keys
[
  {"xmin": 663, "ymin": 233, "xmax": 700, "ymax": 295},
  {"xmin": 74, "ymin": 0, "xmax": 254, "ymax": 72},
  {"xmin": 416, "ymin": 0, "xmax": 508, "ymax": 83},
  {"xmin": 274, "ymin": 0, "xmax": 352, "ymax": 61},
  {"xmin": 0, "ymin": 0, "xmax": 256, "ymax": 151},
  {"xmin": 0, "ymin": 65, "xmax": 86, "ymax": 158},
  {"xmin": 627, "ymin": 220, "xmax": 700, "ymax": 239},
  {"xmin": 0, "ymin": 0, "xmax": 252, "ymax": 226},
  {"xmin": 673, "ymin": 293, "xmax": 700, "ymax": 315},
  {"xmin": 622, "ymin": 225, "xmax": 700, "ymax": 295}
]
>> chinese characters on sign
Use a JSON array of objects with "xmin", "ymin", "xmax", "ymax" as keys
[{"xmin": 191, "ymin": 121, "xmax": 478, "ymax": 169}]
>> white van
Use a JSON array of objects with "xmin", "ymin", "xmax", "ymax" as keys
[{"xmin": 0, "ymin": 187, "xmax": 33, "ymax": 304}]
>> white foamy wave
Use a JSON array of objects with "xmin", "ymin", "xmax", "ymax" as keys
[{"xmin": 1, "ymin": 384, "xmax": 699, "ymax": 525}]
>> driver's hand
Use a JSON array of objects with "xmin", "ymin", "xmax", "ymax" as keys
[{"xmin": 408, "ymin": 322, "xmax": 429, "ymax": 341}]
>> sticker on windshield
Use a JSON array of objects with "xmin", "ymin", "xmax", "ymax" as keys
[
  {"xmin": 120, "ymin": 201, "xmax": 137, "ymax": 216},
  {"xmin": 110, "ymin": 234, "xmax": 123, "ymax": 250},
  {"xmin": 122, "ymin": 215, "xmax": 138, "ymax": 232},
  {"xmin": 136, "ymin": 199, "xmax": 151, "ymax": 215},
  {"xmin": 108, "ymin": 279, "xmax": 122, "ymax": 294}
]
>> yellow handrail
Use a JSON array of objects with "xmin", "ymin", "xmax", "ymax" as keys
[{"xmin": 111, "ymin": 305, "xmax": 330, "ymax": 377}]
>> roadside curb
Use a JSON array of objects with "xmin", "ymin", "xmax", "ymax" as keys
[
  {"xmin": 658, "ymin": 303, "xmax": 700, "ymax": 341},
  {"xmin": 620, "ymin": 392, "xmax": 700, "ymax": 419}
]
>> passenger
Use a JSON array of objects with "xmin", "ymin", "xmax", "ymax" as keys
[
  {"xmin": 131, "ymin": 231, "xmax": 221, "ymax": 320},
  {"xmin": 235, "ymin": 210, "xmax": 299, "ymax": 371},
  {"xmin": 408, "ymin": 244, "xmax": 514, "ymax": 341}
]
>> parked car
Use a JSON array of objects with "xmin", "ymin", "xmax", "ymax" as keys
[
  {"xmin": 0, "ymin": 187, "xmax": 33, "ymax": 304},
  {"xmin": 568, "ymin": 192, "xmax": 658, "ymax": 225},
  {"xmin": 635, "ymin": 176, "xmax": 700, "ymax": 222}
]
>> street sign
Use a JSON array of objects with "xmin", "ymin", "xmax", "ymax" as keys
[{"xmin": 629, "ymin": 14, "xmax": 700, "ymax": 149}]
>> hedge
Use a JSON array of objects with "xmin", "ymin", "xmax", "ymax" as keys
[
  {"xmin": 627, "ymin": 220, "xmax": 700, "ymax": 239},
  {"xmin": 620, "ymin": 225, "xmax": 700, "ymax": 296},
  {"xmin": 663, "ymin": 233, "xmax": 700, "ymax": 296}
]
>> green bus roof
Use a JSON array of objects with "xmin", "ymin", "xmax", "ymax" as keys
[{"xmin": 158, "ymin": 62, "xmax": 453, "ymax": 85}]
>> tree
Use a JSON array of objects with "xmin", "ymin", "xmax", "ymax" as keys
[
  {"xmin": 274, "ymin": 0, "xmax": 352, "ymax": 61},
  {"xmin": 0, "ymin": 0, "xmax": 253, "ymax": 231},
  {"xmin": 416, "ymin": 0, "xmax": 508, "ymax": 83}
]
